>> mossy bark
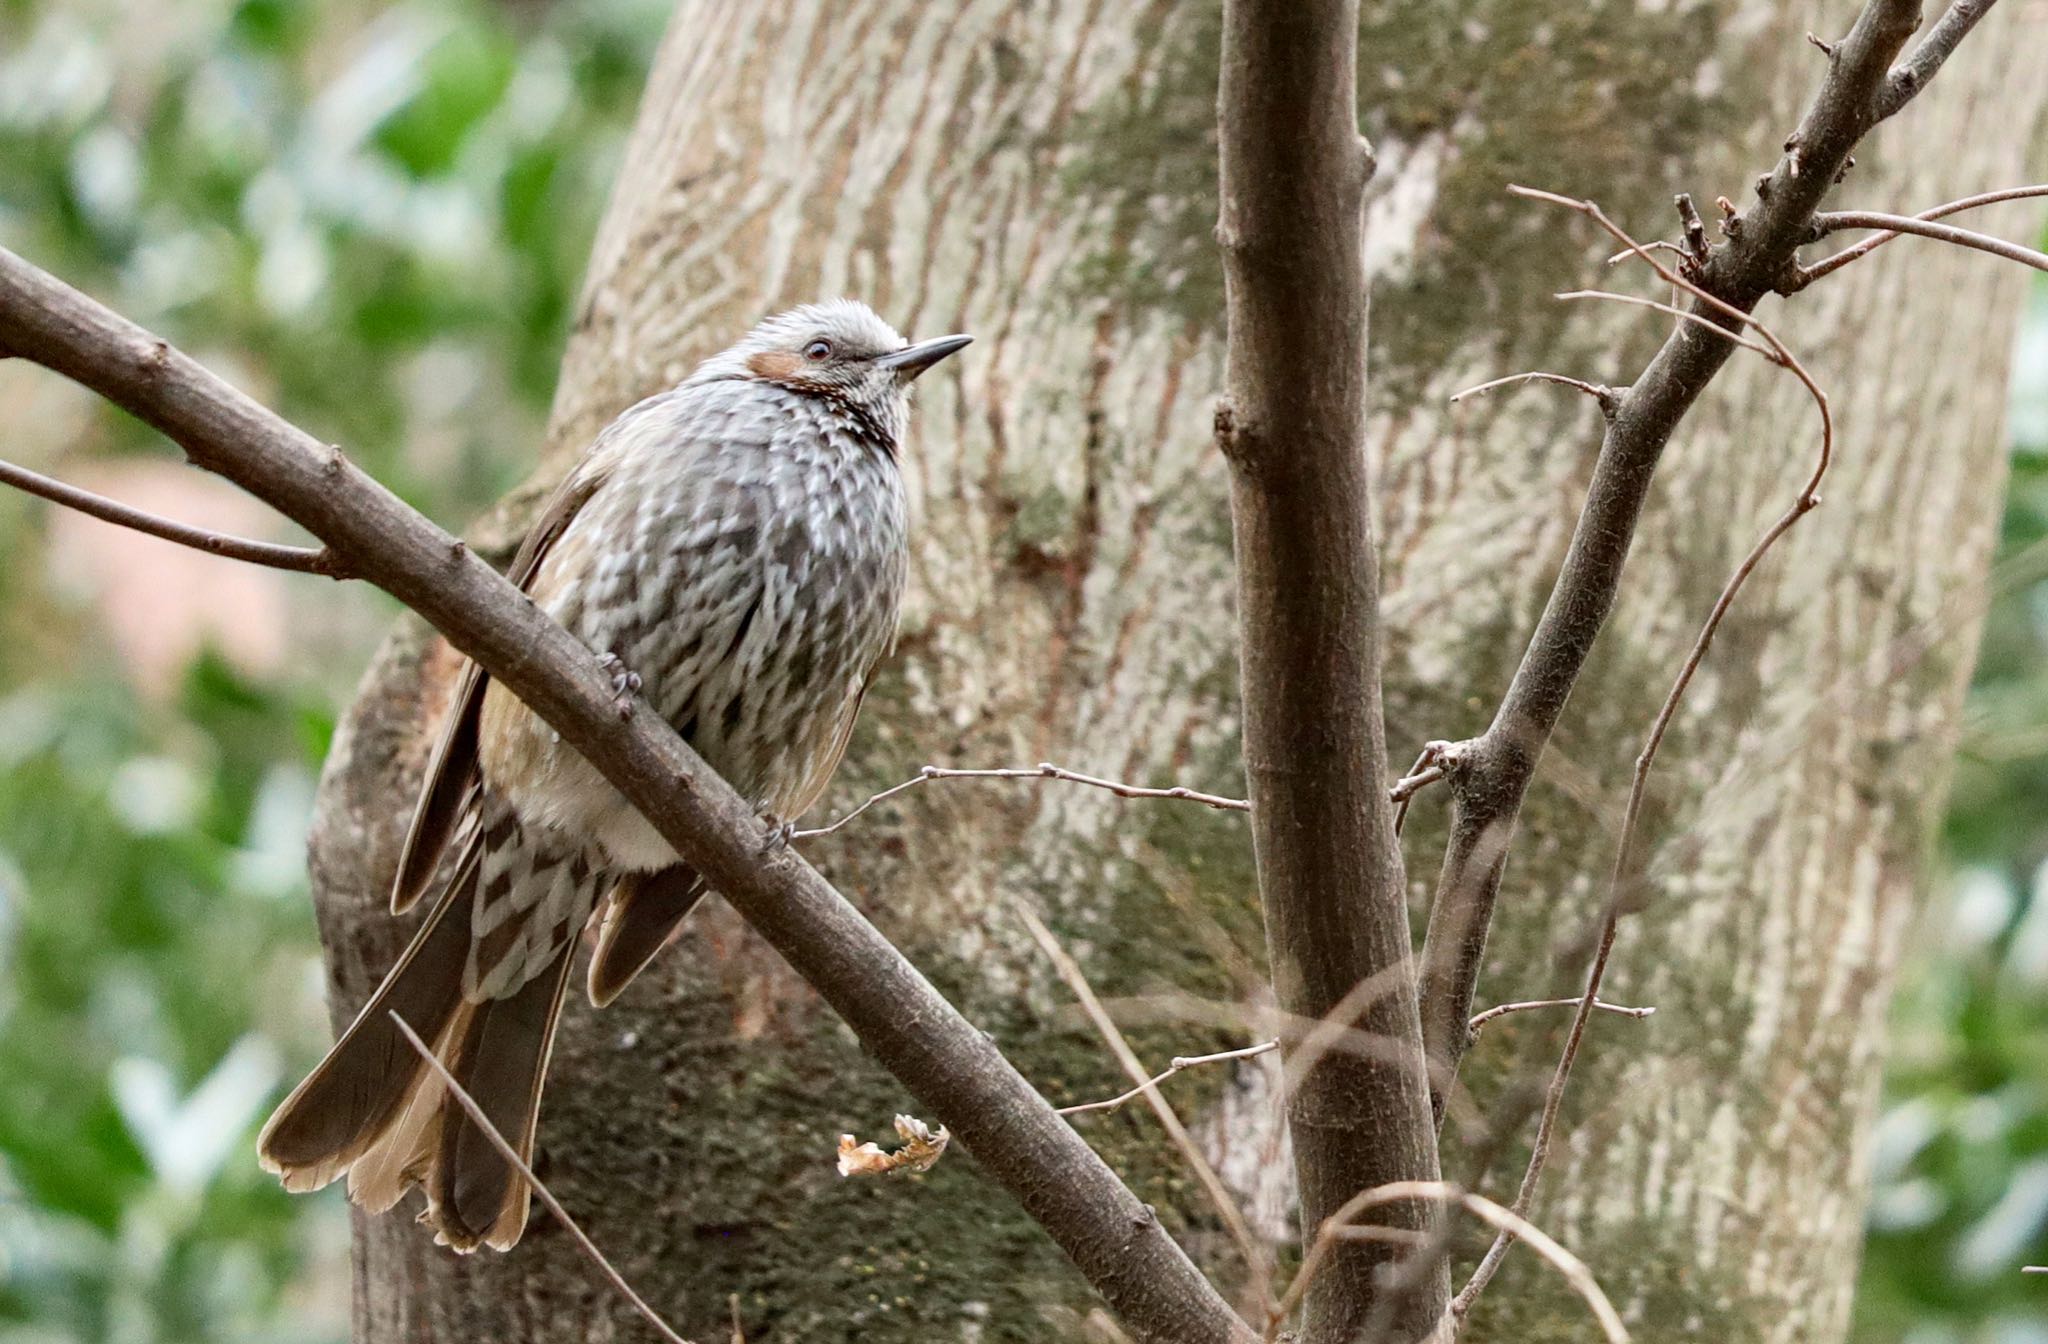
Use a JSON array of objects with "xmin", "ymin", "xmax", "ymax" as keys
[{"xmin": 309, "ymin": 1, "xmax": 2048, "ymax": 1340}]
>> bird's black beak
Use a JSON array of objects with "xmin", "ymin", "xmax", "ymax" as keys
[{"xmin": 877, "ymin": 334, "xmax": 972, "ymax": 381}]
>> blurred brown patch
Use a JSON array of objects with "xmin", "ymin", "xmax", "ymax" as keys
[{"xmin": 45, "ymin": 461, "xmax": 289, "ymax": 696}]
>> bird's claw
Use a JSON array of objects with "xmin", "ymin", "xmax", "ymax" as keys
[
  {"xmin": 758, "ymin": 813, "xmax": 796, "ymax": 854},
  {"xmin": 598, "ymin": 653, "xmax": 642, "ymax": 719}
]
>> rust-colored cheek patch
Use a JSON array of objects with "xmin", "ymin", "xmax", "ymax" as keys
[{"xmin": 747, "ymin": 350, "xmax": 805, "ymax": 381}]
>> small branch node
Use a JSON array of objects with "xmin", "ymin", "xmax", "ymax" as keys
[
  {"xmin": 1391, "ymin": 739, "xmax": 1474, "ymax": 836},
  {"xmin": 1716, "ymin": 195, "xmax": 1742, "ymax": 239},
  {"xmin": 1805, "ymin": 30, "xmax": 1835, "ymax": 57},
  {"xmin": 1213, "ymin": 396, "xmax": 1246, "ymax": 465},
  {"xmin": 1673, "ymin": 193, "xmax": 1709, "ymax": 270}
]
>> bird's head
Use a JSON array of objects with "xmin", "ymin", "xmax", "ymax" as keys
[{"xmin": 691, "ymin": 300, "xmax": 970, "ymax": 443}]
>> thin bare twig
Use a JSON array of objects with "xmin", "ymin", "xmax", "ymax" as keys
[
  {"xmin": 796, "ymin": 762, "xmax": 1248, "ymax": 838},
  {"xmin": 1077, "ymin": 981, "xmax": 1487, "ymax": 1141},
  {"xmin": 1790, "ymin": 183, "xmax": 2048, "ymax": 289},
  {"xmin": 1601, "ymin": 238, "xmax": 1689, "ymax": 267},
  {"xmin": 1448, "ymin": 371, "xmax": 1622, "ymax": 417},
  {"xmin": 0, "ymin": 456, "xmax": 348, "ymax": 576},
  {"xmin": 389, "ymin": 1013, "xmax": 697, "ymax": 1344},
  {"xmin": 1391, "ymin": 741, "xmax": 1450, "ymax": 837},
  {"xmin": 1272, "ymin": 1181, "xmax": 1627, "ymax": 1344},
  {"xmin": 1466, "ymin": 997, "xmax": 1655, "ymax": 1039},
  {"xmin": 1020, "ymin": 908, "xmax": 1278, "ymax": 1319},
  {"xmin": 1057, "ymin": 1040, "xmax": 1279, "ymax": 1117},
  {"xmin": 1552, "ymin": 290, "xmax": 1777, "ymax": 358},
  {"xmin": 1391, "ymin": 764, "xmax": 1444, "ymax": 802},
  {"xmin": 1815, "ymin": 210, "xmax": 2048, "ymax": 272},
  {"xmin": 1453, "ymin": 185, "xmax": 1836, "ymax": 1320}
]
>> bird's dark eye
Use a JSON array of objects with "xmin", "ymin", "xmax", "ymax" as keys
[{"xmin": 803, "ymin": 338, "xmax": 834, "ymax": 362}]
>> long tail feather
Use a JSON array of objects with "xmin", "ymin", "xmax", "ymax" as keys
[
  {"xmin": 426, "ymin": 945, "xmax": 579, "ymax": 1251},
  {"xmin": 346, "ymin": 999, "xmax": 474, "ymax": 1213},
  {"xmin": 257, "ymin": 840, "xmax": 480, "ymax": 1192}
]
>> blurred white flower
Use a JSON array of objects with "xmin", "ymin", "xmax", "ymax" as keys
[
  {"xmin": 110, "ymin": 1035, "xmax": 281, "ymax": 1199},
  {"xmin": 1955, "ymin": 1158, "xmax": 2048, "ymax": 1280},
  {"xmin": 107, "ymin": 755, "xmax": 201, "ymax": 836}
]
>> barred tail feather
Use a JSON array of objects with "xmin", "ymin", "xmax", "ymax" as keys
[{"xmin": 426, "ymin": 945, "xmax": 579, "ymax": 1251}]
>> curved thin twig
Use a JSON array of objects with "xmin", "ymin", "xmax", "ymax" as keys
[
  {"xmin": 1788, "ymin": 183, "xmax": 2048, "ymax": 289},
  {"xmin": 1466, "ymin": 997, "xmax": 1655, "ymax": 1039},
  {"xmin": 1552, "ymin": 291, "xmax": 1777, "ymax": 358},
  {"xmin": 1811, "ymin": 209, "xmax": 2048, "ymax": 274},
  {"xmin": 1272, "ymin": 1181, "xmax": 1627, "ymax": 1344},
  {"xmin": 1449, "ymin": 371, "xmax": 1622, "ymax": 417},
  {"xmin": 0, "ymin": 456, "xmax": 348, "ymax": 576}
]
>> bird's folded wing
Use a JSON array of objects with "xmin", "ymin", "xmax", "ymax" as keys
[{"xmin": 390, "ymin": 462, "xmax": 613, "ymax": 914}]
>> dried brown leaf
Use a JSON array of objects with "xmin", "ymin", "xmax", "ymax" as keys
[{"xmin": 835, "ymin": 1114, "xmax": 951, "ymax": 1177}]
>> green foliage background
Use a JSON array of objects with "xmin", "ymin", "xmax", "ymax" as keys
[
  {"xmin": 0, "ymin": 0, "xmax": 665, "ymax": 1337},
  {"xmin": 0, "ymin": 1, "xmax": 2039, "ymax": 1340}
]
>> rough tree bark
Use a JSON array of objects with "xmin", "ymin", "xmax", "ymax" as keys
[
  {"xmin": 1215, "ymin": 3, "xmax": 1443, "ymax": 1340},
  {"xmin": 307, "ymin": 1, "xmax": 2047, "ymax": 1340}
]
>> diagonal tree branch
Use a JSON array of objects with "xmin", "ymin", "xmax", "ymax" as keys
[
  {"xmin": 1875, "ymin": 0, "xmax": 1996, "ymax": 116},
  {"xmin": 1413, "ymin": 0, "xmax": 1998, "ymax": 1124},
  {"xmin": 0, "ymin": 246, "xmax": 1255, "ymax": 1344},
  {"xmin": 1215, "ymin": 2, "xmax": 1443, "ymax": 1339}
]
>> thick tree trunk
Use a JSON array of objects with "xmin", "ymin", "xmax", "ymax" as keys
[{"xmin": 307, "ymin": 1, "xmax": 2048, "ymax": 1339}]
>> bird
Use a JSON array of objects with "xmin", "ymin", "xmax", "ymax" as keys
[{"xmin": 256, "ymin": 300, "xmax": 969, "ymax": 1252}]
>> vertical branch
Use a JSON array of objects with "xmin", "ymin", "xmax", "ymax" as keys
[{"xmin": 1215, "ymin": 5, "xmax": 1445, "ymax": 1340}]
